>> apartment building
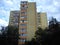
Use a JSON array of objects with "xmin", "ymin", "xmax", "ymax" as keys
[
  {"xmin": 37, "ymin": 13, "xmax": 48, "ymax": 29},
  {"xmin": 9, "ymin": 11, "xmax": 20, "ymax": 26},
  {"xmin": 9, "ymin": 1, "xmax": 48, "ymax": 45},
  {"xmin": 18, "ymin": 1, "xmax": 37, "ymax": 45}
]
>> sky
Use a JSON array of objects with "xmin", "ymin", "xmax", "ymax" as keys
[{"xmin": 0, "ymin": 0, "xmax": 60, "ymax": 27}]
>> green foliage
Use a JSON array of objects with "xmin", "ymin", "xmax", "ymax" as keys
[
  {"xmin": 0, "ymin": 25, "xmax": 19, "ymax": 45},
  {"xmin": 25, "ymin": 38, "xmax": 38, "ymax": 45},
  {"xmin": 7, "ymin": 25, "xmax": 19, "ymax": 45},
  {"xmin": 24, "ymin": 18, "xmax": 60, "ymax": 45},
  {"xmin": 35, "ymin": 27, "xmax": 47, "ymax": 45}
]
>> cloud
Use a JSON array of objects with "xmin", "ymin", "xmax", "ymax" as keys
[
  {"xmin": 5, "ymin": 0, "xmax": 13, "ymax": 5},
  {"xmin": 0, "ymin": 0, "xmax": 60, "ymax": 27},
  {"xmin": 0, "ymin": 0, "xmax": 21, "ymax": 27},
  {"xmin": 0, "ymin": 19, "xmax": 8, "ymax": 27},
  {"xmin": 0, "ymin": 8, "xmax": 9, "ymax": 22},
  {"xmin": 31, "ymin": 0, "xmax": 60, "ymax": 21},
  {"xmin": 21, "ymin": 0, "xmax": 28, "ymax": 1}
]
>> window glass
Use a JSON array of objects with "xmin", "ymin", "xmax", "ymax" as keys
[
  {"xmin": 21, "ymin": 7, "xmax": 27, "ymax": 9},
  {"xmin": 20, "ymin": 20, "xmax": 27, "ymax": 23},
  {"xmin": 13, "ymin": 18, "xmax": 18, "ymax": 23},
  {"xmin": 21, "ymin": 12, "xmax": 27, "ymax": 15},
  {"xmin": 20, "ymin": 24, "xmax": 27, "ymax": 26},
  {"xmin": 13, "ymin": 13, "xmax": 19, "ymax": 17},
  {"xmin": 21, "ymin": 17, "xmax": 24, "ymax": 18},
  {"xmin": 21, "ymin": 28, "xmax": 26, "ymax": 32},
  {"xmin": 21, "ymin": 12, "xmax": 25, "ymax": 14},
  {"xmin": 20, "ymin": 20, "xmax": 24, "ymax": 23},
  {"xmin": 21, "ymin": 16, "xmax": 27, "ymax": 18},
  {"xmin": 20, "ymin": 34, "xmax": 27, "ymax": 36},
  {"xmin": 21, "ymin": 1, "xmax": 27, "ymax": 4},
  {"xmin": 20, "ymin": 39, "xmax": 26, "ymax": 42}
]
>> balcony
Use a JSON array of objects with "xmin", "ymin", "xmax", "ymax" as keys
[
  {"xmin": 20, "ymin": 26, "xmax": 27, "ymax": 28},
  {"xmin": 18, "ymin": 41, "xmax": 25, "ymax": 45},
  {"xmin": 21, "ymin": 1, "xmax": 27, "ymax": 5},
  {"xmin": 20, "ymin": 22, "xmax": 27, "ymax": 24},
  {"xmin": 21, "ymin": 9, "xmax": 27, "ymax": 12},
  {"xmin": 21, "ymin": 12, "xmax": 27, "ymax": 15},
  {"xmin": 20, "ymin": 18, "xmax": 27, "ymax": 20},
  {"xmin": 19, "ymin": 31, "xmax": 27, "ymax": 34},
  {"xmin": 19, "ymin": 36, "xmax": 27, "ymax": 39},
  {"xmin": 21, "ymin": 3, "xmax": 27, "ymax": 6},
  {"xmin": 21, "ymin": 14, "xmax": 27, "ymax": 16},
  {"xmin": 21, "ymin": 4, "xmax": 28, "ymax": 10}
]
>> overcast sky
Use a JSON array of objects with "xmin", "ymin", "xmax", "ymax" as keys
[{"xmin": 0, "ymin": 0, "xmax": 60, "ymax": 27}]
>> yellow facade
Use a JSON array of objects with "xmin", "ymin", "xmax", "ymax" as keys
[
  {"xmin": 9, "ymin": 1, "xmax": 48, "ymax": 45},
  {"xmin": 27, "ymin": 2, "xmax": 37, "ymax": 41},
  {"xmin": 18, "ymin": 2, "xmax": 37, "ymax": 45},
  {"xmin": 37, "ymin": 13, "xmax": 48, "ymax": 29}
]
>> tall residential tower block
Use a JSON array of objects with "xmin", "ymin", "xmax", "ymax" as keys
[
  {"xmin": 18, "ymin": 1, "xmax": 37, "ymax": 45},
  {"xmin": 9, "ymin": 1, "xmax": 48, "ymax": 45},
  {"xmin": 9, "ymin": 11, "xmax": 20, "ymax": 26}
]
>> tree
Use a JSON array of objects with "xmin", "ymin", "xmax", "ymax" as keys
[
  {"xmin": 35, "ymin": 27, "xmax": 47, "ymax": 45},
  {"xmin": 0, "ymin": 26, "xmax": 19, "ymax": 45},
  {"xmin": 49, "ymin": 17, "xmax": 59, "ymax": 31},
  {"xmin": 35, "ymin": 18, "xmax": 60, "ymax": 45},
  {"xmin": 7, "ymin": 25, "xmax": 19, "ymax": 45},
  {"xmin": 25, "ymin": 38, "xmax": 38, "ymax": 45},
  {"xmin": 0, "ymin": 26, "xmax": 8, "ymax": 45},
  {"xmin": 43, "ymin": 17, "xmax": 60, "ymax": 45},
  {"xmin": 25, "ymin": 17, "xmax": 60, "ymax": 45}
]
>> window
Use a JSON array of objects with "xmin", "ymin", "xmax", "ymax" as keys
[
  {"xmin": 21, "ymin": 7, "xmax": 27, "ymax": 10},
  {"xmin": 21, "ymin": 5, "xmax": 27, "ymax": 8},
  {"xmin": 38, "ymin": 20, "xmax": 40, "ymax": 23},
  {"xmin": 21, "ymin": 16, "xmax": 24, "ymax": 18},
  {"xmin": 24, "ymin": 20, "xmax": 27, "ymax": 22},
  {"xmin": 21, "ymin": 1, "xmax": 27, "ymax": 4},
  {"xmin": 38, "ymin": 15, "xmax": 40, "ymax": 17},
  {"xmin": 22, "ymin": 5, "xmax": 24, "ymax": 7},
  {"xmin": 20, "ymin": 34, "xmax": 27, "ymax": 36},
  {"xmin": 38, "ymin": 18, "xmax": 40, "ymax": 23},
  {"xmin": 20, "ymin": 20, "xmax": 24, "ymax": 23},
  {"xmin": 20, "ymin": 20, "xmax": 27, "ymax": 23},
  {"xmin": 21, "ymin": 16, "xmax": 27, "ymax": 18},
  {"xmin": 21, "ymin": 12, "xmax": 27, "ymax": 15},
  {"xmin": 22, "ymin": 20, "xmax": 24, "ymax": 22},
  {"xmin": 20, "ymin": 39, "xmax": 26, "ymax": 42},
  {"xmin": 25, "ymin": 5, "xmax": 27, "ymax": 8},
  {"xmin": 21, "ymin": 28, "xmax": 25, "ymax": 30},
  {"xmin": 20, "ymin": 21, "xmax": 22, "ymax": 23},
  {"xmin": 21, "ymin": 28, "xmax": 26, "ymax": 32},
  {"xmin": 14, "ymin": 14, "xmax": 19, "ymax": 17},
  {"xmin": 20, "ymin": 24, "xmax": 27, "ymax": 26},
  {"xmin": 15, "ymin": 23, "xmax": 18, "ymax": 25},
  {"xmin": 21, "ymin": 12, "xmax": 25, "ymax": 14},
  {"xmin": 13, "ymin": 18, "xmax": 18, "ymax": 23}
]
